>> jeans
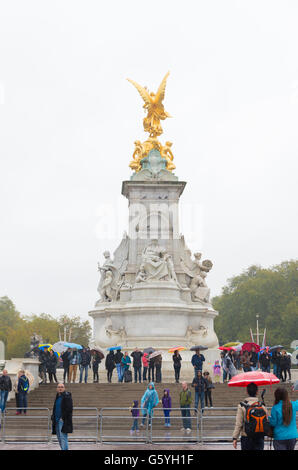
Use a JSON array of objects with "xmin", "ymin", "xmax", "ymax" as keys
[
  {"xmin": 273, "ymin": 439, "xmax": 296, "ymax": 450},
  {"xmin": 195, "ymin": 390, "xmax": 205, "ymax": 412},
  {"xmin": 116, "ymin": 363, "xmax": 123, "ymax": 382},
  {"xmin": 0, "ymin": 390, "xmax": 9, "ymax": 412},
  {"xmin": 273, "ymin": 363, "xmax": 281, "ymax": 379},
  {"xmin": 148, "ymin": 366, "xmax": 154, "ymax": 382},
  {"xmin": 56, "ymin": 418, "xmax": 69, "ymax": 450},
  {"xmin": 131, "ymin": 418, "xmax": 139, "ymax": 431},
  {"xmin": 18, "ymin": 392, "xmax": 28, "ymax": 414},
  {"xmin": 223, "ymin": 369, "xmax": 231, "ymax": 381},
  {"xmin": 79, "ymin": 365, "xmax": 89, "ymax": 383},
  {"xmin": 174, "ymin": 365, "xmax": 181, "ymax": 382},
  {"xmin": 134, "ymin": 367, "xmax": 142, "ymax": 383},
  {"xmin": 240, "ymin": 436, "xmax": 264, "ymax": 450},
  {"xmin": 142, "ymin": 411, "xmax": 152, "ymax": 426},
  {"xmin": 181, "ymin": 405, "xmax": 191, "ymax": 429},
  {"xmin": 163, "ymin": 409, "xmax": 171, "ymax": 426},
  {"xmin": 155, "ymin": 364, "xmax": 162, "ymax": 383},
  {"xmin": 143, "ymin": 367, "xmax": 148, "ymax": 381},
  {"xmin": 63, "ymin": 367, "xmax": 69, "ymax": 382},
  {"xmin": 261, "ymin": 365, "xmax": 270, "ymax": 373}
]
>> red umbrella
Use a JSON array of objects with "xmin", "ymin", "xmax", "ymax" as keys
[
  {"xmin": 241, "ymin": 342, "xmax": 260, "ymax": 353},
  {"xmin": 219, "ymin": 346, "xmax": 235, "ymax": 351},
  {"xmin": 228, "ymin": 371, "xmax": 279, "ymax": 387}
]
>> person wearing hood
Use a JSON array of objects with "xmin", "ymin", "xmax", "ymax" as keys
[
  {"xmin": 142, "ymin": 353, "xmax": 149, "ymax": 381},
  {"xmin": 140, "ymin": 382, "xmax": 159, "ymax": 427},
  {"xmin": 162, "ymin": 389, "xmax": 172, "ymax": 427},
  {"xmin": 129, "ymin": 400, "xmax": 140, "ymax": 435}
]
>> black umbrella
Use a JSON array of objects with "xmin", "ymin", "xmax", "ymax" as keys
[
  {"xmin": 143, "ymin": 347, "xmax": 155, "ymax": 355},
  {"xmin": 190, "ymin": 345, "xmax": 208, "ymax": 351}
]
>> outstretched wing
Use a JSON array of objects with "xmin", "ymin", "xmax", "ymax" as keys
[
  {"xmin": 155, "ymin": 71, "xmax": 170, "ymax": 105},
  {"xmin": 127, "ymin": 78, "xmax": 152, "ymax": 106},
  {"xmin": 113, "ymin": 232, "xmax": 129, "ymax": 275}
]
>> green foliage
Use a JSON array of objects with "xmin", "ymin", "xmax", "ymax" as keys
[
  {"xmin": 213, "ymin": 260, "xmax": 298, "ymax": 350},
  {"xmin": 0, "ymin": 297, "xmax": 92, "ymax": 359}
]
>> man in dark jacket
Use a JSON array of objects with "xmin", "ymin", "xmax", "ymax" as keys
[
  {"xmin": 191, "ymin": 370, "xmax": 208, "ymax": 414},
  {"xmin": 61, "ymin": 349, "xmax": 71, "ymax": 383},
  {"xmin": 259, "ymin": 350, "xmax": 271, "ymax": 373},
  {"xmin": 0, "ymin": 369, "xmax": 12, "ymax": 413},
  {"xmin": 191, "ymin": 349, "xmax": 205, "ymax": 375},
  {"xmin": 79, "ymin": 348, "xmax": 91, "ymax": 384},
  {"xmin": 272, "ymin": 348, "xmax": 282, "ymax": 378},
  {"xmin": 51, "ymin": 383, "xmax": 73, "ymax": 450},
  {"xmin": 131, "ymin": 348, "xmax": 143, "ymax": 384}
]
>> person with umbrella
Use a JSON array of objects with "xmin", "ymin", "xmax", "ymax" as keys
[
  {"xmin": 172, "ymin": 350, "xmax": 182, "ymax": 383},
  {"xmin": 68, "ymin": 349, "xmax": 81, "ymax": 383},
  {"xmin": 79, "ymin": 347, "xmax": 91, "ymax": 384},
  {"xmin": 46, "ymin": 349, "xmax": 58, "ymax": 383},
  {"xmin": 114, "ymin": 349, "xmax": 124, "ymax": 383},
  {"xmin": 259, "ymin": 348, "xmax": 271, "ymax": 373},
  {"xmin": 105, "ymin": 350, "xmax": 116, "ymax": 383},
  {"xmin": 269, "ymin": 387, "xmax": 298, "ymax": 450},
  {"xmin": 91, "ymin": 350, "xmax": 103, "ymax": 383},
  {"xmin": 191, "ymin": 348, "xmax": 205, "ymax": 377},
  {"xmin": 280, "ymin": 350, "xmax": 291, "ymax": 383},
  {"xmin": 271, "ymin": 346, "xmax": 282, "ymax": 379},
  {"xmin": 61, "ymin": 348, "xmax": 71, "ymax": 383},
  {"xmin": 232, "ymin": 382, "xmax": 268, "ymax": 450}
]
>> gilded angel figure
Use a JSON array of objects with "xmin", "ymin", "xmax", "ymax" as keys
[{"xmin": 127, "ymin": 72, "xmax": 171, "ymax": 137}]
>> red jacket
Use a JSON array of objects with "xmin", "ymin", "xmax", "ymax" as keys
[{"xmin": 142, "ymin": 353, "xmax": 149, "ymax": 368}]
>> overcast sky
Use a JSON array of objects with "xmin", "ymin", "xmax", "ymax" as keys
[{"xmin": 0, "ymin": 1, "xmax": 297, "ymax": 323}]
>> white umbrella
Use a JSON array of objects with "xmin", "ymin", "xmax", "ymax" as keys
[
  {"xmin": 52, "ymin": 341, "xmax": 68, "ymax": 354},
  {"xmin": 148, "ymin": 350, "xmax": 163, "ymax": 360}
]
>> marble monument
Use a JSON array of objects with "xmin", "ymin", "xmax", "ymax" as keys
[{"xmin": 89, "ymin": 73, "xmax": 220, "ymax": 376}]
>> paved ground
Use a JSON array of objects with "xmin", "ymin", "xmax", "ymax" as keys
[{"xmin": 0, "ymin": 442, "xmax": 233, "ymax": 450}]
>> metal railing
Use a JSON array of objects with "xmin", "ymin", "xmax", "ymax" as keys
[{"xmin": 1, "ymin": 405, "xmax": 297, "ymax": 445}]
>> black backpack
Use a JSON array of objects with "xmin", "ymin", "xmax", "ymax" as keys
[{"xmin": 240, "ymin": 400, "xmax": 271, "ymax": 439}]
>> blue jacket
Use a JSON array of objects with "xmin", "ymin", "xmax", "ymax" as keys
[
  {"xmin": 269, "ymin": 400, "xmax": 298, "ymax": 440},
  {"xmin": 191, "ymin": 353, "xmax": 205, "ymax": 370}
]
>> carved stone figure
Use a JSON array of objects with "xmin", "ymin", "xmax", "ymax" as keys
[
  {"xmin": 185, "ymin": 325, "xmax": 208, "ymax": 342},
  {"xmin": 96, "ymin": 234, "xmax": 129, "ymax": 304},
  {"xmin": 180, "ymin": 238, "xmax": 213, "ymax": 303},
  {"xmin": 104, "ymin": 317, "xmax": 126, "ymax": 340}
]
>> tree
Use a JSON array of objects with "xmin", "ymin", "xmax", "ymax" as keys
[
  {"xmin": 213, "ymin": 260, "xmax": 298, "ymax": 350},
  {"xmin": 0, "ymin": 296, "xmax": 92, "ymax": 359}
]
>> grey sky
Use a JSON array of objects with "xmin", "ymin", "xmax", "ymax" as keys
[{"xmin": 0, "ymin": 1, "xmax": 297, "ymax": 322}]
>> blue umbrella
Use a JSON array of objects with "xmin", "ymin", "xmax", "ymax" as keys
[
  {"xmin": 106, "ymin": 346, "xmax": 122, "ymax": 351},
  {"xmin": 63, "ymin": 342, "xmax": 83, "ymax": 350}
]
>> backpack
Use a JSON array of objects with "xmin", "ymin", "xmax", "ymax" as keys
[
  {"xmin": 240, "ymin": 400, "xmax": 270, "ymax": 439},
  {"xmin": 20, "ymin": 376, "xmax": 30, "ymax": 393}
]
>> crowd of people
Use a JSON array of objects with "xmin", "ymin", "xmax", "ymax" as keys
[
  {"xmin": 220, "ymin": 346, "xmax": 293, "ymax": 382},
  {"xmin": 37, "ymin": 347, "xmax": 101, "ymax": 384},
  {"xmin": 0, "ymin": 343, "xmax": 297, "ymax": 451}
]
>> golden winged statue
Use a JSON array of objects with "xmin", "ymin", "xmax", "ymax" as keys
[{"xmin": 127, "ymin": 72, "xmax": 171, "ymax": 138}]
